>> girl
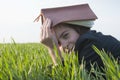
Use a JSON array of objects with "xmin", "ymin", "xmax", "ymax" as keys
[{"xmin": 34, "ymin": 4, "xmax": 120, "ymax": 70}]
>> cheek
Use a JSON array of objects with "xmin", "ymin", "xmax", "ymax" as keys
[{"xmin": 69, "ymin": 36, "xmax": 79, "ymax": 43}]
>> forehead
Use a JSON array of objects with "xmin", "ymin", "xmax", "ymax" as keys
[
  {"xmin": 54, "ymin": 24, "xmax": 75, "ymax": 37},
  {"xmin": 54, "ymin": 24, "xmax": 68, "ymax": 31},
  {"xmin": 54, "ymin": 24, "xmax": 70, "ymax": 33}
]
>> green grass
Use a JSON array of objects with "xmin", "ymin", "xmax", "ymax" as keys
[{"xmin": 0, "ymin": 43, "xmax": 120, "ymax": 80}]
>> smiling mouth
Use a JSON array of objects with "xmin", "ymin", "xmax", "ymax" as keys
[{"xmin": 64, "ymin": 45, "xmax": 75, "ymax": 53}]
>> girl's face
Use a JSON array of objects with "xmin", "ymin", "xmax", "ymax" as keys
[{"xmin": 54, "ymin": 24, "xmax": 80, "ymax": 53}]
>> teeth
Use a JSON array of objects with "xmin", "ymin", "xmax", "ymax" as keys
[
  {"xmin": 63, "ymin": 44, "xmax": 75, "ymax": 53},
  {"xmin": 64, "ymin": 48, "xmax": 68, "ymax": 53}
]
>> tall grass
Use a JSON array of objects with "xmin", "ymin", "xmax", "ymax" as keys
[{"xmin": 0, "ymin": 43, "xmax": 120, "ymax": 80}]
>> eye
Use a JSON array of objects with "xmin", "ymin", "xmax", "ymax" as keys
[{"xmin": 62, "ymin": 33, "xmax": 69, "ymax": 39}]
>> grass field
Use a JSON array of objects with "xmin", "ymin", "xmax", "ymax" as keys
[{"xmin": 0, "ymin": 43, "xmax": 120, "ymax": 80}]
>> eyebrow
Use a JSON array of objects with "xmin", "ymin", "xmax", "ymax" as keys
[{"xmin": 59, "ymin": 30, "xmax": 68, "ymax": 39}]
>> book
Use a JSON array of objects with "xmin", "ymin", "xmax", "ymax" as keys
[{"xmin": 36, "ymin": 4, "xmax": 98, "ymax": 28}]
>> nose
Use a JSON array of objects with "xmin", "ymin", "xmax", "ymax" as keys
[{"xmin": 60, "ymin": 40, "xmax": 68, "ymax": 49}]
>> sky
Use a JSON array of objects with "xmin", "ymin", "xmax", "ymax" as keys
[{"xmin": 0, "ymin": 0, "xmax": 120, "ymax": 43}]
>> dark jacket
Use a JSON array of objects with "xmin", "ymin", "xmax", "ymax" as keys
[{"xmin": 74, "ymin": 30, "xmax": 120, "ymax": 70}]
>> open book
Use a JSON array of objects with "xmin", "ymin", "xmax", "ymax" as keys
[{"xmin": 38, "ymin": 4, "xmax": 98, "ymax": 28}]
